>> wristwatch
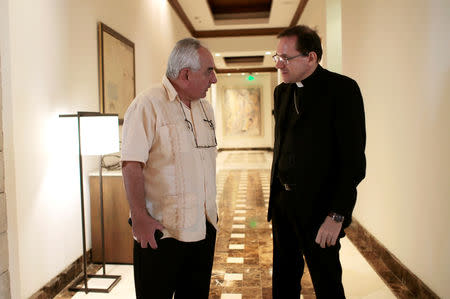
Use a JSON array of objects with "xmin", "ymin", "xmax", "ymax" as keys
[{"xmin": 328, "ymin": 212, "xmax": 345, "ymax": 223}]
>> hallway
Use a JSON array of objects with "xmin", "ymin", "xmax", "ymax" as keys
[{"xmin": 56, "ymin": 151, "xmax": 398, "ymax": 299}]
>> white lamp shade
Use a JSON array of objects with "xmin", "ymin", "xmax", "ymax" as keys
[{"xmin": 80, "ymin": 115, "xmax": 119, "ymax": 155}]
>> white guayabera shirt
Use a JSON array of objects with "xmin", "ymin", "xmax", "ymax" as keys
[{"xmin": 121, "ymin": 75, "xmax": 218, "ymax": 242}]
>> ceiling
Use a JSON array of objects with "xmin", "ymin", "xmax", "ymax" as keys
[{"xmin": 168, "ymin": 0, "xmax": 309, "ymax": 73}]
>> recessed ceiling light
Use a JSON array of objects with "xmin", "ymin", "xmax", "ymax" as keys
[
  {"xmin": 265, "ymin": 51, "xmax": 272, "ymax": 55},
  {"xmin": 215, "ymin": 53, "xmax": 221, "ymax": 56},
  {"xmin": 227, "ymin": 73, "xmax": 231, "ymax": 76},
  {"xmin": 241, "ymin": 73, "xmax": 245, "ymax": 75}
]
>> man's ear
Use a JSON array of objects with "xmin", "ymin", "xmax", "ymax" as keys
[
  {"xmin": 179, "ymin": 68, "xmax": 189, "ymax": 82},
  {"xmin": 307, "ymin": 52, "xmax": 318, "ymax": 64}
]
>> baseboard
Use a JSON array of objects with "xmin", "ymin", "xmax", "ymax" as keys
[
  {"xmin": 218, "ymin": 147, "xmax": 273, "ymax": 152},
  {"xmin": 346, "ymin": 219, "xmax": 439, "ymax": 298},
  {"xmin": 28, "ymin": 219, "xmax": 441, "ymax": 298},
  {"xmin": 29, "ymin": 250, "xmax": 92, "ymax": 299}
]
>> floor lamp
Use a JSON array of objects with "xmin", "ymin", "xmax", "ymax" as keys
[{"xmin": 59, "ymin": 112, "xmax": 121, "ymax": 293}]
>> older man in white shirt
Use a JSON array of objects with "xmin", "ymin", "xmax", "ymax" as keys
[{"xmin": 121, "ymin": 37, "xmax": 218, "ymax": 299}]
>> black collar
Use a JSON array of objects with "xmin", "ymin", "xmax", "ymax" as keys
[{"xmin": 301, "ymin": 64, "xmax": 324, "ymax": 87}]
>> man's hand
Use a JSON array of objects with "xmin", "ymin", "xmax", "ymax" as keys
[
  {"xmin": 132, "ymin": 211, "xmax": 164, "ymax": 249},
  {"xmin": 315, "ymin": 216, "xmax": 342, "ymax": 248}
]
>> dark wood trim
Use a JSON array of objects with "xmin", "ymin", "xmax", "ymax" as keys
[
  {"xmin": 218, "ymin": 147, "xmax": 273, "ymax": 152},
  {"xmin": 167, "ymin": 0, "xmax": 196, "ymax": 36},
  {"xmin": 215, "ymin": 67, "xmax": 277, "ymax": 73},
  {"xmin": 29, "ymin": 250, "xmax": 93, "ymax": 299},
  {"xmin": 224, "ymin": 56, "xmax": 264, "ymax": 64},
  {"xmin": 195, "ymin": 27, "xmax": 285, "ymax": 38},
  {"xmin": 208, "ymin": 0, "xmax": 272, "ymax": 15},
  {"xmin": 97, "ymin": 23, "xmax": 105, "ymax": 115},
  {"xmin": 346, "ymin": 219, "xmax": 439, "ymax": 298},
  {"xmin": 289, "ymin": 0, "xmax": 309, "ymax": 27},
  {"xmin": 214, "ymin": 12, "xmax": 270, "ymax": 20},
  {"xmin": 167, "ymin": 0, "xmax": 309, "ymax": 38},
  {"xmin": 99, "ymin": 23, "xmax": 134, "ymax": 48}
]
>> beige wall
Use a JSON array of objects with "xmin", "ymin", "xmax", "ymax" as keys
[
  {"xmin": 0, "ymin": 0, "xmax": 191, "ymax": 298},
  {"xmin": 341, "ymin": 0, "xmax": 450, "ymax": 297},
  {"xmin": 0, "ymin": 51, "xmax": 11, "ymax": 299},
  {"xmin": 298, "ymin": 0, "xmax": 327, "ymax": 68},
  {"xmin": 301, "ymin": 0, "xmax": 450, "ymax": 296},
  {"xmin": 201, "ymin": 35, "xmax": 279, "ymax": 55},
  {"xmin": 325, "ymin": 0, "xmax": 342, "ymax": 73}
]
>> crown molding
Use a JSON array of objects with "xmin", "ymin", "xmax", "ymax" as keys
[
  {"xmin": 215, "ymin": 67, "xmax": 277, "ymax": 74},
  {"xmin": 168, "ymin": 0, "xmax": 310, "ymax": 38}
]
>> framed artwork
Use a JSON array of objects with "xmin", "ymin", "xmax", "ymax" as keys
[
  {"xmin": 98, "ymin": 22, "xmax": 135, "ymax": 124},
  {"xmin": 222, "ymin": 88, "xmax": 262, "ymax": 137}
]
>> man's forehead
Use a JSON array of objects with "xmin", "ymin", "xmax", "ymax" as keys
[
  {"xmin": 198, "ymin": 46, "xmax": 212, "ymax": 57},
  {"xmin": 277, "ymin": 36, "xmax": 298, "ymax": 53},
  {"xmin": 199, "ymin": 49, "xmax": 215, "ymax": 68}
]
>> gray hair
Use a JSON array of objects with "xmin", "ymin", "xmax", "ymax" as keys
[{"xmin": 166, "ymin": 38, "xmax": 203, "ymax": 79}]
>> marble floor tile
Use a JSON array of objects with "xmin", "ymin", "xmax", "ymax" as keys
[
  {"xmin": 229, "ymin": 244, "xmax": 245, "ymax": 250},
  {"xmin": 227, "ymin": 257, "xmax": 244, "ymax": 264},
  {"xmin": 232, "ymin": 224, "xmax": 246, "ymax": 229},
  {"xmin": 230, "ymin": 233, "xmax": 245, "ymax": 238},
  {"xmin": 55, "ymin": 265, "xmax": 134, "ymax": 299},
  {"xmin": 55, "ymin": 151, "xmax": 408, "ymax": 298},
  {"xmin": 224, "ymin": 273, "xmax": 243, "ymax": 281}
]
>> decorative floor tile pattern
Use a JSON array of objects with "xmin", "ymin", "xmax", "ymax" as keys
[
  {"xmin": 229, "ymin": 244, "xmax": 245, "ymax": 250},
  {"xmin": 210, "ymin": 151, "xmax": 397, "ymax": 299},
  {"xmin": 210, "ymin": 169, "xmax": 292, "ymax": 299},
  {"xmin": 224, "ymin": 273, "xmax": 244, "ymax": 281},
  {"xmin": 54, "ymin": 151, "xmax": 402, "ymax": 299}
]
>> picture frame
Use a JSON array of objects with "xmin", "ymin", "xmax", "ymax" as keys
[
  {"xmin": 98, "ymin": 22, "xmax": 135, "ymax": 124},
  {"xmin": 215, "ymin": 73, "xmax": 274, "ymax": 149},
  {"xmin": 222, "ymin": 87, "xmax": 262, "ymax": 137}
]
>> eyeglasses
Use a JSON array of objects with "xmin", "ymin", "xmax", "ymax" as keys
[
  {"xmin": 178, "ymin": 100, "xmax": 217, "ymax": 148},
  {"xmin": 272, "ymin": 53, "xmax": 307, "ymax": 65}
]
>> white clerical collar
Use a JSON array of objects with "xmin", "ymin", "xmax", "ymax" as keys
[{"xmin": 296, "ymin": 82, "xmax": 304, "ymax": 88}]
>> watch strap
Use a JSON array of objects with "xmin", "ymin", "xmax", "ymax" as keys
[{"xmin": 328, "ymin": 212, "xmax": 345, "ymax": 223}]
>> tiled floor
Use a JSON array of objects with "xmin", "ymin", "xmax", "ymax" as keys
[{"xmin": 56, "ymin": 151, "xmax": 397, "ymax": 299}]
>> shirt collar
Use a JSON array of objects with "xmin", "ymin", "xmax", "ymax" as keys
[
  {"xmin": 300, "ymin": 64, "xmax": 323, "ymax": 87},
  {"xmin": 162, "ymin": 75, "xmax": 178, "ymax": 102},
  {"xmin": 162, "ymin": 75, "xmax": 204, "ymax": 107}
]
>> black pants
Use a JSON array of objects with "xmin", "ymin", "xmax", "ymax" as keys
[
  {"xmin": 271, "ymin": 189, "xmax": 345, "ymax": 299},
  {"xmin": 133, "ymin": 221, "xmax": 216, "ymax": 299}
]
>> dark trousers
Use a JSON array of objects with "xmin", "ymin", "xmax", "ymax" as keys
[
  {"xmin": 271, "ymin": 189, "xmax": 345, "ymax": 299},
  {"xmin": 133, "ymin": 221, "xmax": 216, "ymax": 299}
]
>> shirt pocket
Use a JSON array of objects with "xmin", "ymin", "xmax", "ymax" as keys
[
  {"xmin": 158, "ymin": 122, "xmax": 194, "ymax": 153},
  {"xmin": 161, "ymin": 193, "xmax": 198, "ymax": 229}
]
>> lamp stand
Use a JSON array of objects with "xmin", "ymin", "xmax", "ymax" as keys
[{"xmin": 67, "ymin": 113, "xmax": 121, "ymax": 293}]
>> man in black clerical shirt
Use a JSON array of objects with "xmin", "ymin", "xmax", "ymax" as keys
[{"xmin": 269, "ymin": 25, "xmax": 366, "ymax": 299}]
